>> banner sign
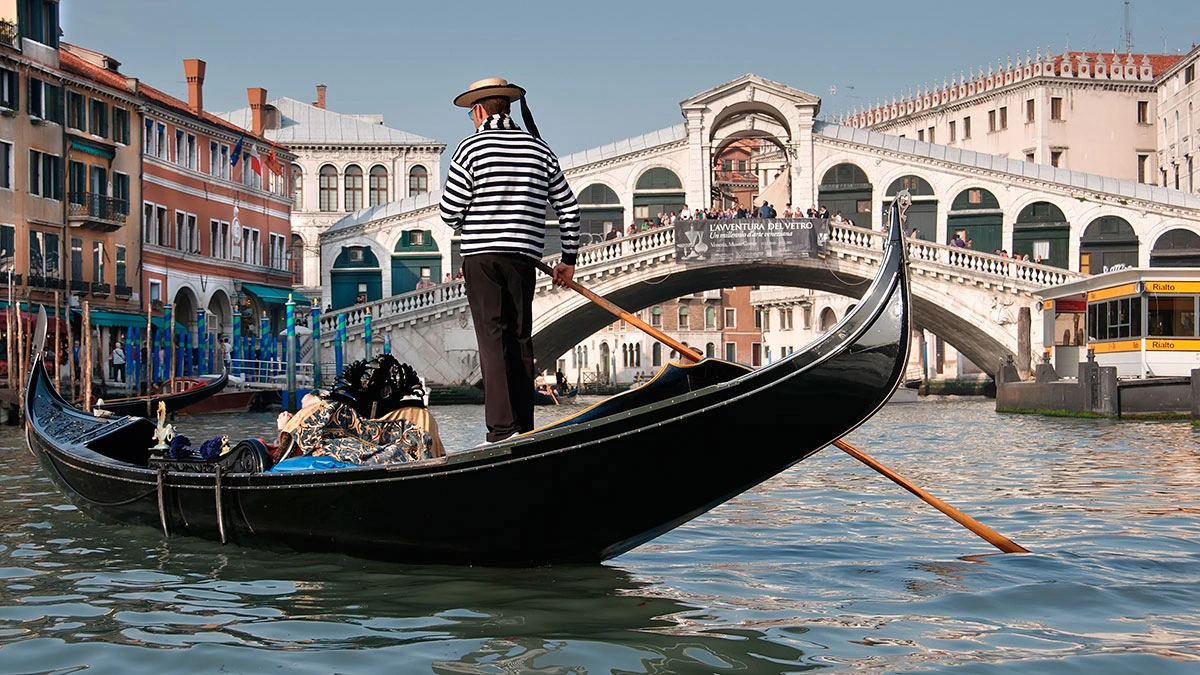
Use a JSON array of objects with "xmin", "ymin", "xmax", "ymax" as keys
[{"xmin": 673, "ymin": 218, "xmax": 830, "ymax": 263}]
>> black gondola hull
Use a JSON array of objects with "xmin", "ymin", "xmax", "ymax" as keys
[
  {"xmin": 26, "ymin": 206, "xmax": 911, "ymax": 566},
  {"xmin": 93, "ymin": 372, "xmax": 229, "ymax": 418}
]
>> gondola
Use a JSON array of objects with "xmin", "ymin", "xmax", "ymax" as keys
[
  {"xmin": 24, "ymin": 196, "xmax": 912, "ymax": 566},
  {"xmin": 92, "ymin": 372, "xmax": 229, "ymax": 418},
  {"xmin": 534, "ymin": 386, "xmax": 578, "ymax": 405}
]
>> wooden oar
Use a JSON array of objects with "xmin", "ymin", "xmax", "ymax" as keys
[
  {"xmin": 533, "ymin": 261, "xmax": 697, "ymax": 362},
  {"xmin": 537, "ymin": 259, "xmax": 1029, "ymax": 554},
  {"xmin": 833, "ymin": 439, "xmax": 1029, "ymax": 553}
]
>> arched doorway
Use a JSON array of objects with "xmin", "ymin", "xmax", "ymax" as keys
[
  {"xmin": 577, "ymin": 183, "xmax": 624, "ymax": 245},
  {"xmin": 289, "ymin": 233, "xmax": 305, "ymax": 286},
  {"xmin": 1014, "ymin": 201, "xmax": 1070, "ymax": 267},
  {"xmin": 331, "ymin": 245, "xmax": 382, "ymax": 309},
  {"xmin": 947, "ymin": 187, "xmax": 1001, "ymax": 254},
  {"xmin": 633, "ymin": 168, "xmax": 684, "ymax": 226},
  {"xmin": 390, "ymin": 229, "xmax": 441, "ymax": 294},
  {"xmin": 819, "ymin": 307, "xmax": 838, "ymax": 331},
  {"xmin": 1150, "ymin": 228, "xmax": 1200, "ymax": 267},
  {"xmin": 598, "ymin": 341, "xmax": 611, "ymax": 383},
  {"xmin": 818, "ymin": 163, "xmax": 871, "ymax": 226},
  {"xmin": 207, "ymin": 290, "xmax": 231, "ymax": 341},
  {"xmin": 884, "ymin": 175, "xmax": 936, "ymax": 239},
  {"xmin": 1080, "ymin": 216, "xmax": 1139, "ymax": 273},
  {"xmin": 172, "ymin": 286, "xmax": 199, "ymax": 335}
]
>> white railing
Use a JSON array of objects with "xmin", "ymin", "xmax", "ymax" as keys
[
  {"xmin": 321, "ymin": 220, "xmax": 1083, "ymax": 336},
  {"xmin": 231, "ymin": 359, "xmax": 313, "ymax": 388}
]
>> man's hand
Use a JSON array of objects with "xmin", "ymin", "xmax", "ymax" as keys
[{"xmin": 551, "ymin": 263, "xmax": 575, "ymax": 288}]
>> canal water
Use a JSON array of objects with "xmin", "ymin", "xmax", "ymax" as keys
[{"xmin": 1, "ymin": 397, "xmax": 1198, "ymax": 673}]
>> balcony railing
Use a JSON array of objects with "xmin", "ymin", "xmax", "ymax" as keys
[
  {"xmin": 70, "ymin": 279, "xmax": 89, "ymax": 293},
  {"xmin": 67, "ymin": 193, "xmax": 129, "ymax": 231},
  {"xmin": 115, "ymin": 284, "xmax": 133, "ymax": 298},
  {"xmin": 28, "ymin": 275, "xmax": 65, "ymax": 290},
  {"xmin": 91, "ymin": 282, "xmax": 111, "ymax": 296}
]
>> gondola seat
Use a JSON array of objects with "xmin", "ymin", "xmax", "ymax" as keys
[{"xmin": 147, "ymin": 438, "xmax": 274, "ymax": 474}]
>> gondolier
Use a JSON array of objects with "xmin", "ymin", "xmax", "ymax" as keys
[{"xmin": 439, "ymin": 77, "xmax": 581, "ymax": 443}]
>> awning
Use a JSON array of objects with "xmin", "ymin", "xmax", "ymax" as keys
[
  {"xmin": 84, "ymin": 309, "xmax": 148, "ymax": 328},
  {"xmin": 241, "ymin": 282, "xmax": 312, "ymax": 307}
]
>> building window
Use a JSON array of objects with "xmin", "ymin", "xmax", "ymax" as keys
[
  {"xmin": 149, "ymin": 279, "xmax": 161, "ymax": 303},
  {"xmin": 269, "ymin": 233, "xmax": 286, "ymax": 270},
  {"xmin": 0, "ymin": 68, "xmax": 17, "ymax": 110},
  {"xmin": 725, "ymin": 342, "xmax": 736, "ymax": 361},
  {"xmin": 70, "ymin": 237, "xmax": 82, "ymax": 281},
  {"xmin": 112, "ymin": 172, "xmax": 128, "ymax": 213},
  {"xmin": 28, "ymin": 150, "xmax": 62, "ymax": 199},
  {"xmin": 89, "ymin": 98, "xmax": 108, "ymax": 138},
  {"xmin": 962, "ymin": 116, "xmax": 971, "ymax": 139},
  {"xmin": 27, "ymin": 77, "xmax": 63, "ymax": 124},
  {"xmin": 1185, "ymin": 64, "xmax": 1195, "ymax": 84},
  {"xmin": 1051, "ymin": 150, "xmax": 1063, "ymax": 167},
  {"xmin": 999, "ymin": 106, "xmax": 1008, "ymax": 129},
  {"xmin": 677, "ymin": 306, "xmax": 688, "ymax": 330},
  {"xmin": 291, "ymin": 164, "xmax": 303, "ymax": 210},
  {"xmin": 917, "ymin": 129, "xmax": 924, "ymax": 142},
  {"xmin": 115, "ymin": 245, "xmax": 126, "ymax": 287},
  {"xmin": 156, "ymin": 205, "xmax": 168, "ymax": 247},
  {"xmin": 780, "ymin": 308, "xmax": 793, "ymax": 330},
  {"xmin": 949, "ymin": 120, "xmax": 956, "ymax": 142},
  {"xmin": 28, "ymin": 229, "xmax": 60, "ymax": 280},
  {"xmin": 319, "ymin": 164, "xmax": 337, "ymax": 211},
  {"xmin": 968, "ymin": 188, "xmax": 983, "ymax": 204},
  {"xmin": 650, "ymin": 306, "xmax": 662, "ymax": 327},
  {"xmin": 19, "ymin": 0, "xmax": 60, "ymax": 47},
  {"xmin": 1050, "ymin": 97, "xmax": 1063, "ymax": 121},
  {"xmin": 0, "ymin": 141, "xmax": 10, "ymax": 189},
  {"xmin": 290, "ymin": 233, "xmax": 304, "ymax": 285},
  {"xmin": 1025, "ymin": 98, "xmax": 1035, "ymax": 123},
  {"xmin": 410, "ymin": 230, "xmax": 425, "ymax": 246},
  {"xmin": 184, "ymin": 133, "xmax": 196, "ymax": 169},
  {"xmin": 344, "ymin": 164, "xmax": 363, "ymax": 211},
  {"xmin": 927, "ymin": 127, "xmax": 935, "ymax": 143},
  {"xmin": 1025, "ymin": 152, "xmax": 1035, "ymax": 163},
  {"xmin": 92, "ymin": 241, "xmax": 105, "ymax": 283},
  {"xmin": 1137, "ymin": 100, "xmax": 1149, "ymax": 124},
  {"xmin": 987, "ymin": 109, "xmax": 996, "ymax": 132},
  {"xmin": 408, "ymin": 165, "xmax": 428, "ymax": 197},
  {"xmin": 67, "ymin": 91, "xmax": 85, "ymax": 131},
  {"xmin": 209, "ymin": 141, "xmax": 230, "ymax": 179},
  {"xmin": 724, "ymin": 307, "xmax": 735, "ymax": 328},
  {"xmin": 112, "ymin": 107, "xmax": 129, "ymax": 144},
  {"xmin": 154, "ymin": 122, "xmax": 167, "ymax": 160},
  {"xmin": 369, "ymin": 165, "xmax": 388, "ymax": 206}
]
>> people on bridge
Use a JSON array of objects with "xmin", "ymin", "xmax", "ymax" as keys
[{"xmin": 439, "ymin": 77, "xmax": 581, "ymax": 444}]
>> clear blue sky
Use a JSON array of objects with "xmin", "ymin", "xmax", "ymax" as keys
[{"xmin": 61, "ymin": 0, "xmax": 1198, "ymax": 159}]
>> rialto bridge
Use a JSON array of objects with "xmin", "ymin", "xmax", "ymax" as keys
[{"xmin": 315, "ymin": 73, "xmax": 1200, "ymax": 384}]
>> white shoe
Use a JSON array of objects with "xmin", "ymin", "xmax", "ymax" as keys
[{"xmin": 481, "ymin": 432, "xmax": 521, "ymax": 446}]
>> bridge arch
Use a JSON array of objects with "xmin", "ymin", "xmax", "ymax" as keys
[
  {"xmin": 882, "ymin": 173, "xmax": 937, "ymax": 240},
  {"xmin": 947, "ymin": 187, "xmax": 1001, "ymax": 252},
  {"xmin": 1150, "ymin": 227, "xmax": 1200, "ymax": 267},
  {"xmin": 1080, "ymin": 215, "xmax": 1139, "ymax": 274},
  {"xmin": 817, "ymin": 162, "xmax": 873, "ymax": 224},
  {"xmin": 1013, "ymin": 200, "xmax": 1070, "ymax": 267},
  {"xmin": 633, "ymin": 167, "xmax": 685, "ymax": 224},
  {"xmin": 709, "ymin": 103, "xmax": 793, "ymax": 142},
  {"xmin": 577, "ymin": 182, "xmax": 625, "ymax": 244},
  {"xmin": 331, "ymin": 244, "xmax": 382, "ymax": 309},
  {"xmin": 390, "ymin": 228, "xmax": 442, "ymax": 294}
]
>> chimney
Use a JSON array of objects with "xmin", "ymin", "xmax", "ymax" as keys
[
  {"xmin": 248, "ymin": 87, "xmax": 268, "ymax": 137},
  {"xmin": 183, "ymin": 59, "xmax": 206, "ymax": 114},
  {"xmin": 314, "ymin": 84, "xmax": 327, "ymax": 109}
]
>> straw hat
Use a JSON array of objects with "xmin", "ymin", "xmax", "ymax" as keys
[{"xmin": 453, "ymin": 77, "xmax": 526, "ymax": 108}]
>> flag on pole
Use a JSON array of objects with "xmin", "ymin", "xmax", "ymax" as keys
[
  {"xmin": 231, "ymin": 131, "xmax": 245, "ymax": 167},
  {"xmin": 263, "ymin": 146, "xmax": 283, "ymax": 176},
  {"xmin": 248, "ymin": 144, "xmax": 262, "ymax": 177}
]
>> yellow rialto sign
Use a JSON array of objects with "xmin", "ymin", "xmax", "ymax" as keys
[
  {"xmin": 1145, "ymin": 338, "xmax": 1200, "ymax": 351},
  {"xmin": 1087, "ymin": 283, "xmax": 1139, "ymax": 302},
  {"xmin": 1089, "ymin": 339, "xmax": 1141, "ymax": 354},
  {"xmin": 1144, "ymin": 281, "xmax": 1200, "ymax": 294}
]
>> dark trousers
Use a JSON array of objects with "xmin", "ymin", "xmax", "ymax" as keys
[{"xmin": 463, "ymin": 253, "xmax": 536, "ymax": 442}]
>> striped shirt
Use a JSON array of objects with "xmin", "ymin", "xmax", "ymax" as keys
[{"xmin": 440, "ymin": 113, "xmax": 581, "ymax": 265}]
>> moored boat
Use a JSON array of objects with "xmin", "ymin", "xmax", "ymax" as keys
[
  {"xmin": 23, "ymin": 197, "xmax": 913, "ymax": 566},
  {"xmin": 92, "ymin": 372, "xmax": 229, "ymax": 418}
]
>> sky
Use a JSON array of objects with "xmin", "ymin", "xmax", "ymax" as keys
[{"xmin": 61, "ymin": 0, "xmax": 1199, "ymax": 163}]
